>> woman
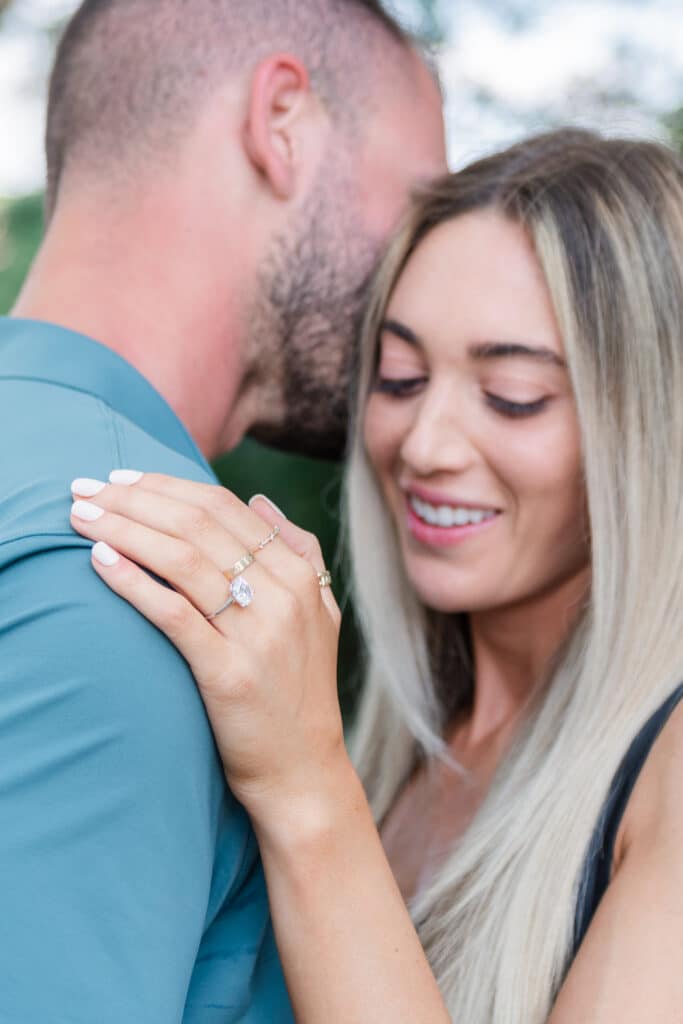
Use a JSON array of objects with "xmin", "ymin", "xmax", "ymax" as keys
[{"xmin": 69, "ymin": 129, "xmax": 683, "ymax": 1022}]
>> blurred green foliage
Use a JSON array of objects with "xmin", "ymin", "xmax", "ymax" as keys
[
  {"xmin": 0, "ymin": 193, "xmax": 43, "ymax": 312},
  {"xmin": 664, "ymin": 106, "xmax": 683, "ymax": 155},
  {"xmin": 0, "ymin": 192, "xmax": 365, "ymax": 724}
]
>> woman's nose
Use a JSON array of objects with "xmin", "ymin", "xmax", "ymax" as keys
[{"xmin": 399, "ymin": 390, "xmax": 478, "ymax": 476}]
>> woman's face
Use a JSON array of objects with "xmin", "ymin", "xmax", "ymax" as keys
[{"xmin": 364, "ymin": 209, "xmax": 589, "ymax": 615}]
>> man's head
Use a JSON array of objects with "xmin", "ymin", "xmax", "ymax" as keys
[{"xmin": 45, "ymin": 0, "xmax": 447, "ymax": 458}]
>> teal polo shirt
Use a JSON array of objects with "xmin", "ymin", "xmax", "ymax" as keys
[{"xmin": 0, "ymin": 318, "xmax": 293, "ymax": 1023}]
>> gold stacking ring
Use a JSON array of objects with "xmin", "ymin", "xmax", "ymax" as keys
[
  {"xmin": 206, "ymin": 526, "xmax": 282, "ymax": 621},
  {"xmin": 252, "ymin": 524, "xmax": 281, "ymax": 552},
  {"xmin": 224, "ymin": 552, "xmax": 255, "ymax": 580}
]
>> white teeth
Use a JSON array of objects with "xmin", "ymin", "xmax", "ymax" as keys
[
  {"xmin": 437, "ymin": 506, "xmax": 455, "ymax": 527},
  {"xmin": 413, "ymin": 500, "xmax": 435, "ymax": 524},
  {"xmin": 409, "ymin": 496, "xmax": 496, "ymax": 528}
]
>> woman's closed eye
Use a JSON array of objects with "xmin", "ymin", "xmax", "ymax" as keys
[
  {"xmin": 485, "ymin": 392, "xmax": 550, "ymax": 418},
  {"xmin": 373, "ymin": 375, "xmax": 428, "ymax": 398},
  {"xmin": 372, "ymin": 378, "xmax": 552, "ymax": 414}
]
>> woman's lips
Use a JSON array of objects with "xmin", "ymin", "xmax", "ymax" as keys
[
  {"xmin": 404, "ymin": 483, "xmax": 500, "ymax": 513},
  {"xmin": 405, "ymin": 496, "xmax": 501, "ymax": 548}
]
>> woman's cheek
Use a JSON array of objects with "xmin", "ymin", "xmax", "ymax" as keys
[
  {"xmin": 500, "ymin": 410, "xmax": 582, "ymax": 494},
  {"xmin": 363, "ymin": 397, "xmax": 404, "ymax": 472},
  {"xmin": 498, "ymin": 416, "xmax": 586, "ymax": 553}
]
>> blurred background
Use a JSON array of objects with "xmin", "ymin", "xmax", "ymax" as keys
[{"xmin": 2, "ymin": 0, "xmax": 682, "ymax": 719}]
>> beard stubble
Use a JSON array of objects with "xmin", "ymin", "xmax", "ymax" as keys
[{"xmin": 247, "ymin": 172, "xmax": 385, "ymax": 461}]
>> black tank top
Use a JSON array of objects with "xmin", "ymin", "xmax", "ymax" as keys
[{"xmin": 573, "ymin": 682, "xmax": 683, "ymax": 954}]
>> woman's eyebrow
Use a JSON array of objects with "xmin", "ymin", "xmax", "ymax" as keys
[
  {"xmin": 380, "ymin": 319, "xmax": 423, "ymax": 348},
  {"xmin": 468, "ymin": 341, "xmax": 566, "ymax": 367},
  {"xmin": 380, "ymin": 324, "xmax": 566, "ymax": 368}
]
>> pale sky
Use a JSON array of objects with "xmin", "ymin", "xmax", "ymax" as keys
[{"xmin": 1, "ymin": 0, "xmax": 681, "ymax": 196}]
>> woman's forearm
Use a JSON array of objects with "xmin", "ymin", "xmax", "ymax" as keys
[
  {"xmin": 252, "ymin": 757, "xmax": 451, "ymax": 1024},
  {"xmin": 70, "ymin": 476, "xmax": 443, "ymax": 1016}
]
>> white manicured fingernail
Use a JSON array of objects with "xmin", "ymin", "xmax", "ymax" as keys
[
  {"xmin": 92, "ymin": 542, "xmax": 120, "ymax": 567},
  {"xmin": 71, "ymin": 478, "xmax": 106, "ymax": 497},
  {"xmin": 72, "ymin": 500, "xmax": 105, "ymax": 522},
  {"xmin": 109, "ymin": 470, "xmax": 143, "ymax": 486},
  {"xmin": 249, "ymin": 494, "xmax": 285, "ymax": 517}
]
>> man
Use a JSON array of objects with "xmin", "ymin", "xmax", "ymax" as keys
[{"xmin": 0, "ymin": 0, "xmax": 446, "ymax": 1019}]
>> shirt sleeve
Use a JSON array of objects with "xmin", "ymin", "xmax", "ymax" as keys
[{"xmin": 0, "ymin": 543, "xmax": 240, "ymax": 1023}]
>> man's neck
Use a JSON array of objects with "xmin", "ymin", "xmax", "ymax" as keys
[{"xmin": 13, "ymin": 209, "xmax": 250, "ymax": 460}]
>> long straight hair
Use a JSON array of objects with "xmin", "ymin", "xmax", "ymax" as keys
[{"xmin": 346, "ymin": 129, "xmax": 683, "ymax": 1021}]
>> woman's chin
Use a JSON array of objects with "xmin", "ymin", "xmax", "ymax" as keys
[
  {"xmin": 408, "ymin": 579, "xmax": 479, "ymax": 615},
  {"xmin": 402, "ymin": 560, "xmax": 511, "ymax": 614}
]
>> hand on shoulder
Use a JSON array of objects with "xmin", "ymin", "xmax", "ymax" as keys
[{"xmin": 69, "ymin": 471, "xmax": 350, "ymax": 831}]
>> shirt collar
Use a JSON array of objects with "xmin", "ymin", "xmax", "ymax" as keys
[{"xmin": 0, "ymin": 317, "xmax": 213, "ymax": 473}]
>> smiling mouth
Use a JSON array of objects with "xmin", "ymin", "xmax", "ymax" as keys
[{"xmin": 408, "ymin": 494, "xmax": 499, "ymax": 528}]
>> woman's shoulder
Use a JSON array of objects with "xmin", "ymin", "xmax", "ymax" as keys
[
  {"xmin": 616, "ymin": 686, "xmax": 683, "ymax": 870},
  {"xmin": 574, "ymin": 684, "xmax": 683, "ymax": 951}
]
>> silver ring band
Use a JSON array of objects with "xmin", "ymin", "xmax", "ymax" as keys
[
  {"xmin": 206, "ymin": 526, "xmax": 281, "ymax": 621},
  {"xmin": 206, "ymin": 596, "xmax": 236, "ymax": 621},
  {"xmin": 206, "ymin": 576, "xmax": 255, "ymax": 619}
]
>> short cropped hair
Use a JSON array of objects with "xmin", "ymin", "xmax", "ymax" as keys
[{"xmin": 45, "ymin": 0, "xmax": 412, "ymax": 217}]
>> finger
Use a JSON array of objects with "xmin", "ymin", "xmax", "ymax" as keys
[
  {"xmin": 72, "ymin": 481, "xmax": 271, "ymax": 577},
  {"xmin": 104, "ymin": 475, "xmax": 319, "ymax": 576},
  {"xmin": 249, "ymin": 495, "xmax": 340, "ymax": 625},
  {"xmin": 75, "ymin": 472, "xmax": 306, "ymax": 580},
  {"xmin": 105, "ymin": 470, "xmax": 242, "ymax": 511},
  {"xmin": 111, "ymin": 472, "xmax": 272, "ymax": 546},
  {"xmin": 70, "ymin": 499, "xmax": 266, "ymax": 620},
  {"xmin": 73, "ymin": 472, "xmax": 339, "ymax": 626},
  {"xmin": 76, "ymin": 473, "xmax": 334, "ymax": 615},
  {"xmin": 88, "ymin": 541, "xmax": 230, "ymax": 685}
]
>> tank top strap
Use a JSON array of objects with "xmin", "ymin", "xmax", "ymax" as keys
[{"xmin": 573, "ymin": 682, "xmax": 683, "ymax": 954}]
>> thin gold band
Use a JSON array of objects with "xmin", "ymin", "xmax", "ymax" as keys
[
  {"xmin": 224, "ymin": 552, "xmax": 255, "ymax": 580},
  {"xmin": 222, "ymin": 526, "xmax": 281, "ymax": 583},
  {"xmin": 252, "ymin": 525, "xmax": 281, "ymax": 552}
]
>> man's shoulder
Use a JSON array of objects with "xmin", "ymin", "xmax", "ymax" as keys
[
  {"xmin": 0, "ymin": 374, "xmax": 215, "ymax": 552},
  {"xmin": 0, "ymin": 367, "xmax": 220, "ymax": 763},
  {"xmin": 1, "ymin": 538, "xmax": 219, "ymax": 773},
  {"xmin": 0, "ymin": 359, "xmax": 233, "ymax": 809},
  {"xmin": 0, "ymin": 542, "xmax": 262, "ymax": 1021},
  {"xmin": 0, "ymin": 329, "xmax": 288, "ymax": 1020}
]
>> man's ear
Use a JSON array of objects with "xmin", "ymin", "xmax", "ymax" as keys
[{"xmin": 242, "ymin": 54, "xmax": 319, "ymax": 200}]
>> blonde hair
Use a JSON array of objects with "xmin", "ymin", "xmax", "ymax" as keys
[{"xmin": 346, "ymin": 129, "xmax": 683, "ymax": 1021}]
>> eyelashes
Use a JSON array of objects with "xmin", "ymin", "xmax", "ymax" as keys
[
  {"xmin": 483, "ymin": 393, "xmax": 549, "ymax": 417},
  {"xmin": 372, "ymin": 377, "xmax": 549, "ymax": 418},
  {"xmin": 373, "ymin": 377, "xmax": 428, "ymax": 398}
]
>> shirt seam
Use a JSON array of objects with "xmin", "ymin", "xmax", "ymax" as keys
[
  {"xmin": 0, "ymin": 372, "xmax": 210, "ymax": 472},
  {"xmin": 0, "ymin": 373, "xmax": 120, "ymax": 408},
  {"xmin": 99, "ymin": 396, "xmax": 127, "ymax": 469},
  {"xmin": 2, "ymin": 376, "xmax": 136, "ymax": 460},
  {"xmin": 0, "ymin": 530, "xmax": 82, "ymax": 550}
]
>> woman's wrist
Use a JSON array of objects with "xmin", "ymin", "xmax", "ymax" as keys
[
  {"xmin": 251, "ymin": 750, "xmax": 451, "ymax": 1024},
  {"xmin": 248, "ymin": 752, "xmax": 370, "ymax": 859}
]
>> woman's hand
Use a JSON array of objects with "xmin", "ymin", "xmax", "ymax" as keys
[
  {"xmin": 69, "ymin": 471, "xmax": 347, "ymax": 829},
  {"xmin": 70, "ymin": 472, "xmax": 452, "ymax": 1024}
]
